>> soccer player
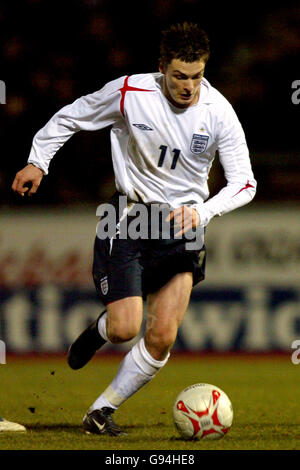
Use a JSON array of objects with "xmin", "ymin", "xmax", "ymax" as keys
[
  {"xmin": 12, "ymin": 22, "xmax": 256, "ymax": 436},
  {"xmin": 0, "ymin": 417, "xmax": 26, "ymax": 432}
]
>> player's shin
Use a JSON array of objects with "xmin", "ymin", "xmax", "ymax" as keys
[{"xmin": 90, "ymin": 337, "xmax": 170, "ymax": 410}]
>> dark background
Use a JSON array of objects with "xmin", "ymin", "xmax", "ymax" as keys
[{"xmin": 0, "ymin": 0, "xmax": 299, "ymax": 207}]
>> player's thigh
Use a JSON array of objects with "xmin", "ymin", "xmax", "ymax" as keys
[
  {"xmin": 106, "ymin": 296, "xmax": 144, "ymax": 342},
  {"xmin": 145, "ymin": 271, "xmax": 193, "ymax": 344}
]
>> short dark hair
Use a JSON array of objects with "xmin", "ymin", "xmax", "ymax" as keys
[{"xmin": 160, "ymin": 22, "xmax": 210, "ymax": 66}]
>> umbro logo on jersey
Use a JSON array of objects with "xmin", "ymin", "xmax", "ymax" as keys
[{"xmin": 133, "ymin": 123, "xmax": 153, "ymax": 131}]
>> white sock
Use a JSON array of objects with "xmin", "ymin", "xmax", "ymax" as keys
[
  {"xmin": 97, "ymin": 311, "xmax": 109, "ymax": 342},
  {"xmin": 90, "ymin": 337, "xmax": 170, "ymax": 411}
]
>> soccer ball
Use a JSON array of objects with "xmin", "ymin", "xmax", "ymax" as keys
[{"xmin": 173, "ymin": 383, "xmax": 233, "ymax": 440}]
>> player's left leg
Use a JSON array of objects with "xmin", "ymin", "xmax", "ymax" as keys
[
  {"xmin": 84, "ymin": 272, "xmax": 193, "ymax": 436},
  {"xmin": 144, "ymin": 271, "xmax": 193, "ymax": 360}
]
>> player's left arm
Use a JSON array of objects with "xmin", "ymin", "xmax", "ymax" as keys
[
  {"xmin": 193, "ymin": 105, "xmax": 257, "ymax": 227},
  {"xmin": 166, "ymin": 206, "xmax": 200, "ymax": 238}
]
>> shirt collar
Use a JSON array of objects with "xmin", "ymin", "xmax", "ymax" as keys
[{"xmin": 198, "ymin": 78, "xmax": 214, "ymax": 104}]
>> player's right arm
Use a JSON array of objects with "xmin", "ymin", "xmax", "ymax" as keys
[
  {"xmin": 12, "ymin": 163, "xmax": 44, "ymax": 196},
  {"xmin": 12, "ymin": 76, "xmax": 125, "ymax": 195}
]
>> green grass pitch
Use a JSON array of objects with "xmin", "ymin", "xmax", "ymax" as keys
[{"xmin": 0, "ymin": 354, "xmax": 299, "ymax": 450}]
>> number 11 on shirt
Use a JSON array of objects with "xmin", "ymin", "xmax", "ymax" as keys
[{"xmin": 158, "ymin": 145, "xmax": 181, "ymax": 170}]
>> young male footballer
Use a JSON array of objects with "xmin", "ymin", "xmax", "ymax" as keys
[{"xmin": 12, "ymin": 23, "xmax": 256, "ymax": 436}]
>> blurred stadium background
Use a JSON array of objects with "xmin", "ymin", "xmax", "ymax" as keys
[{"xmin": 0, "ymin": 0, "xmax": 299, "ymax": 356}]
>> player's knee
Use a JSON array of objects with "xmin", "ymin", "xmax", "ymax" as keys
[
  {"xmin": 108, "ymin": 329, "xmax": 139, "ymax": 344},
  {"xmin": 107, "ymin": 322, "xmax": 140, "ymax": 344},
  {"xmin": 146, "ymin": 327, "xmax": 177, "ymax": 354},
  {"xmin": 106, "ymin": 298, "xmax": 143, "ymax": 343}
]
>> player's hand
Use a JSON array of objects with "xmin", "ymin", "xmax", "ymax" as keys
[
  {"xmin": 165, "ymin": 206, "xmax": 200, "ymax": 237},
  {"xmin": 11, "ymin": 164, "xmax": 44, "ymax": 197}
]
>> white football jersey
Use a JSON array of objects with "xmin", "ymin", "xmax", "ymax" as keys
[{"xmin": 28, "ymin": 73, "xmax": 256, "ymax": 227}]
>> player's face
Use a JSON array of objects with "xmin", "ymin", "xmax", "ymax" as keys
[{"xmin": 160, "ymin": 58, "xmax": 206, "ymax": 108}]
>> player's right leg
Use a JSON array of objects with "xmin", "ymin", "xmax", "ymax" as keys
[
  {"xmin": 82, "ymin": 295, "xmax": 143, "ymax": 436},
  {"xmin": 67, "ymin": 309, "xmax": 108, "ymax": 370},
  {"xmin": 82, "ymin": 274, "xmax": 193, "ymax": 436},
  {"xmin": 68, "ymin": 297, "xmax": 143, "ymax": 370},
  {"xmin": 68, "ymin": 200, "xmax": 144, "ymax": 370}
]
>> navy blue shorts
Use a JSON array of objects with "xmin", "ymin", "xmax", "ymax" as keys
[{"xmin": 92, "ymin": 194, "xmax": 206, "ymax": 305}]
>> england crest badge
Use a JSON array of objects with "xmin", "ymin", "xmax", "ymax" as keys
[
  {"xmin": 100, "ymin": 276, "xmax": 108, "ymax": 295},
  {"xmin": 190, "ymin": 134, "xmax": 209, "ymax": 155}
]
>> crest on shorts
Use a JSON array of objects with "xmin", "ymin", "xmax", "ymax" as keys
[
  {"xmin": 100, "ymin": 276, "xmax": 108, "ymax": 295},
  {"xmin": 190, "ymin": 134, "xmax": 209, "ymax": 155}
]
